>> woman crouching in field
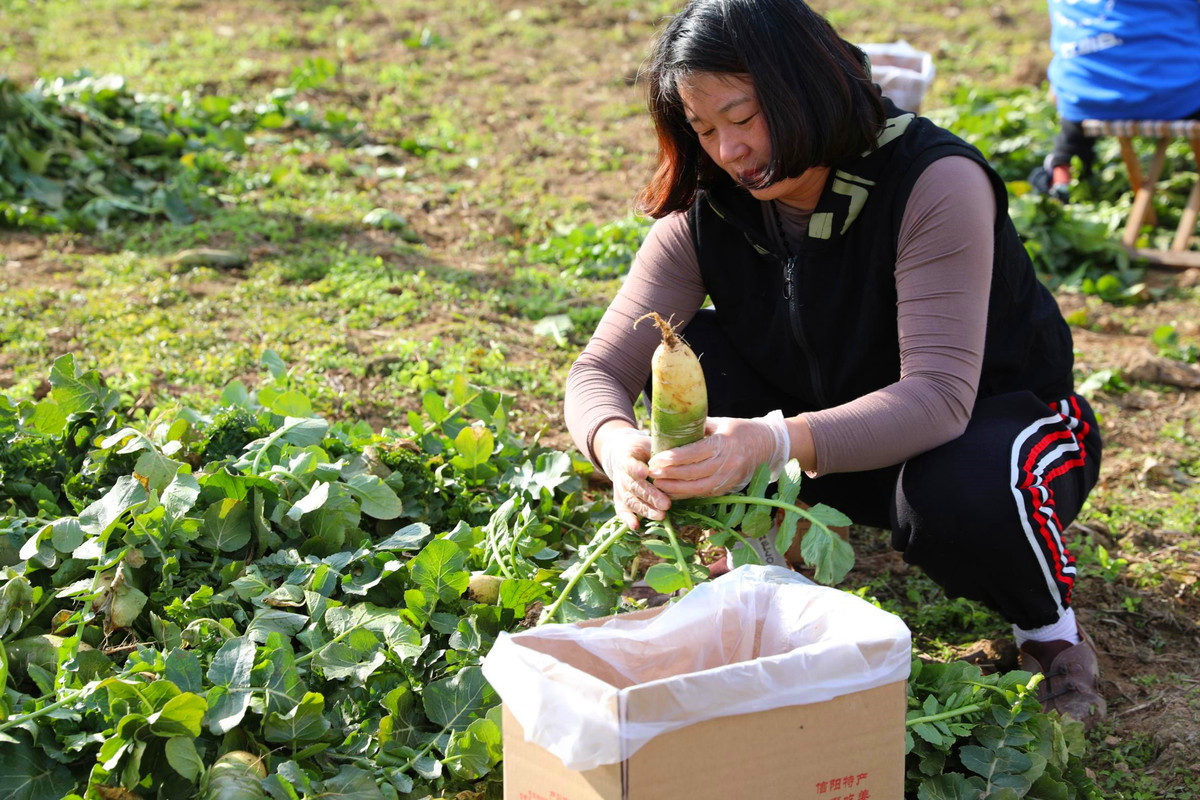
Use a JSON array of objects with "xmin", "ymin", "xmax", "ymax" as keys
[{"xmin": 564, "ymin": 0, "xmax": 1106, "ymax": 730}]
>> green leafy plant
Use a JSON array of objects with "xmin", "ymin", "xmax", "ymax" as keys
[
  {"xmin": 1008, "ymin": 189, "xmax": 1138, "ymax": 291},
  {"xmin": 289, "ymin": 57, "xmax": 339, "ymax": 92},
  {"xmin": 1077, "ymin": 367, "xmax": 1128, "ymax": 398},
  {"xmin": 1152, "ymin": 325, "xmax": 1199, "ymax": 363},
  {"xmin": 1074, "ymin": 539, "xmax": 1128, "ymax": 583},
  {"xmin": 904, "ymin": 659, "xmax": 1100, "ymax": 799},
  {"xmin": 1090, "ymin": 730, "xmax": 1200, "ymax": 799},
  {"xmin": 524, "ymin": 215, "xmax": 652, "ymax": 279}
]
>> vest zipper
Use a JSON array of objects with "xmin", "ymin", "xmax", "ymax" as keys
[{"xmin": 783, "ymin": 256, "xmax": 827, "ymax": 407}]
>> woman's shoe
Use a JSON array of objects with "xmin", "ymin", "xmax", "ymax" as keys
[{"xmin": 1019, "ymin": 624, "xmax": 1107, "ymax": 731}]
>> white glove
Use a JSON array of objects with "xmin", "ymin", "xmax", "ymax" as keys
[
  {"xmin": 729, "ymin": 517, "xmax": 788, "ymax": 568},
  {"xmin": 647, "ymin": 410, "xmax": 790, "ymax": 498},
  {"xmin": 598, "ymin": 426, "xmax": 669, "ymax": 530}
]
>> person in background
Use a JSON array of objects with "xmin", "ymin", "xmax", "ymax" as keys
[
  {"xmin": 1029, "ymin": 0, "xmax": 1200, "ymax": 202},
  {"xmin": 565, "ymin": 0, "xmax": 1108, "ymax": 730}
]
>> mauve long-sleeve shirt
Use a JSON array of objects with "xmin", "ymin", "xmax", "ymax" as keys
[{"xmin": 565, "ymin": 156, "xmax": 997, "ymax": 476}]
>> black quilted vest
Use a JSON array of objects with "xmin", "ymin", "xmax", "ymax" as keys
[{"xmin": 688, "ymin": 105, "xmax": 1074, "ymax": 413}]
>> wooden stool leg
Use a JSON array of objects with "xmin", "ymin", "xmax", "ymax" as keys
[
  {"xmin": 1118, "ymin": 136, "xmax": 1143, "ymax": 193},
  {"xmin": 1123, "ymin": 137, "xmax": 1170, "ymax": 247},
  {"xmin": 1173, "ymin": 138, "xmax": 1200, "ymax": 253},
  {"xmin": 1171, "ymin": 178, "xmax": 1200, "ymax": 253},
  {"xmin": 1118, "ymin": 136, "xmax": 1157, "ymax": 226}
]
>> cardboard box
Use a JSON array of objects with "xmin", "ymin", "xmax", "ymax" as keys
[
  {"xmin": 502, "ymin": 681, "xmax": 906, "ymax": 800},
  {"xmin": 498, "ymin": 606, "xmax": 907, "ymax": 800}
]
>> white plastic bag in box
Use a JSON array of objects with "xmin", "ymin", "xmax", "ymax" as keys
[
  {"xmin": 861, "ymin": 40, "xmax": 936, "ymax": 112},
  {"xmin": 481, "ymin": 565, "xmax": 911, "ymax": 771}
]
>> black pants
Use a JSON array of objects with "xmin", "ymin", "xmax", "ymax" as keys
[
  {"xmin": 1051, "ymin": 105, "xmax": 1200, "ymax": 173},
  {"xmin": 676, "ymin": 310, "xmax": 1102, "ymax": 629}
]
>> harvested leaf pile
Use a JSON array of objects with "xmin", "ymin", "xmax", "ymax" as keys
[{"xmin": 0, "ymin": 72, "xmax": 341, "ymax": 231}]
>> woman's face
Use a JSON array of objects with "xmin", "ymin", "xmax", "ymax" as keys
[{"xmin": 678, "ymin": 72, "xmax": 828, "ymax": 209}]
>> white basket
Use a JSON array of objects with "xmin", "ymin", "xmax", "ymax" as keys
[{"xmin": 861, "ymin": 40, "xmax": 937, "ymax": 112}]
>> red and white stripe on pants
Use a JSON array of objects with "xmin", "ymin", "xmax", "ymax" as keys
[{"xmin": 1010, "ymin": 396, "xmax": 1092, "ymax": 616}]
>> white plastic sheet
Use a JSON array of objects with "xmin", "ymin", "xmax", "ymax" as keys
[
  {"xmin": 861, "ymin": 40, "xmax": 937, "ymax": 112},
  {"xmin": 481, "ymin": 565, "xmax": 911, "ymax": 771}
]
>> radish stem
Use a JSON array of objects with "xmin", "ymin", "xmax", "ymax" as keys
[
  {"xmin": 539, "ymin": 519, "xmax": 631, "ymax": 624},
  {"xmin": 661, "ymin": 515, "xmax": 695, "ymax": 589}
]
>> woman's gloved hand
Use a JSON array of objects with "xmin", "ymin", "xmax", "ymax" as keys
[
  {"xmin": 597, "ymin": 425, "xmax": 671, "ymax": 530},
  {"xmin": 646, "ymin": 411, "xmax": 790, "ymax": 498}
]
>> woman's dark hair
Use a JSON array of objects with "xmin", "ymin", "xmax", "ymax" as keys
[{"xmin": 637, "ymin": 0, "xmax": 886, "ymax": 217}]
